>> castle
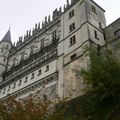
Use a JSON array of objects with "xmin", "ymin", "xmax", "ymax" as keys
[{"xmin": 0, "ymin": 0, "xmax": 119, "ymax": 100}]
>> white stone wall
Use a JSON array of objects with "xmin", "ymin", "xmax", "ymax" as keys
[{"xmin": 0, "ymin": 59, "xmax": 57, "ymax": 99}]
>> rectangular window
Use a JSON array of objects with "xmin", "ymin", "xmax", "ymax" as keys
[
  {"xmin": 69, "ymin": 10, "xmax": 74, "ymax": 19},
  {"xmin": 69, "ymin": 23, "xmax": 75, "ymax": 32},
  {"xmin": 45, "ymin": 65, "xmax": 49, "ymax": 72},
  {"xmin": 31, "ymin": 73, "xmax": 34, "ymax": 79},
  {"xmin": 7, "ymin": 86, "xmax": 11, "ymax": 92},
  {"xmin": 91, "ymin": 5, "xmax": 97, "ymax": 14},
  {"xmin": 3, "ymin": 58, "xmax": 6, "ymax": 62},
  {"xmin": 24, "ymin": 76, "xmax": 28, "ymax": 83},
  {"xmin": 94, "ymin": 30, "xmax": 99, "ymax": 40},
  {"xmin": 70, "ymin": 35, "xmax": 76, "ymax": 47},
  {"xmin": 3, "ymin": 88, "xmax": 6, "ymax": 94},
  {"xmin": 1, "ymin": 49, "xmax": 3, "ymax": 53},
  {"xmin": 99, "ymin": 22, "xmax": 102, "ymax": 29},
  {"xmin": 18, "ymin": 80, "xmax": 22, "ymax": 86},
  {"xmin": 70, "ymin": 54, "xmax": 76, "ymax": 61},
  {"xmin": 13, "ymin": 83, "xmax": 16, "ymax": 89},
  {"xmin": 38, "ymin": 69, "xmax": 41, "ymax": 76}
]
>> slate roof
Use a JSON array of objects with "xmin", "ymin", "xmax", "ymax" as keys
[{"xmin": 1, "ymin": 30, "xmax": 11, "ymax": 43}]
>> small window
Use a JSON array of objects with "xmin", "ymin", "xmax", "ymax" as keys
[
  {"xmin": 31, "ymin": 73, "xmax": 34, "ymax": 79},
  {"xmin": 70, "ymin": 35, "xmax": 76, "ymax": 47},
  {"xmin": 24, "ymin": 76, "xmax": 28, "ymax": 83},
  {"xmin": 70, "ymin": 54, "xmax": 76, "ymax": 61},
  {"xmin": 94, "ymin": 30, "xmax": 99, "ymax": 40},
  {"xmin": 91, "ymin": 5, "xmax": 97, "ymax": 14},
  {"xmin": 3, "ymin": 58, "xmax": 6, "ymax": 62},
  {"xmin": 99, "ymin": 22, "xmax": 102, "ymax": 29},
  {"xmin": 45, "ymin": 65, "xmax": 49, "ymax": 72},
  {"xmin": 69, "ymin": 10, "xmax": 74, "ymax": 19},
  {"xmin": 3, "ymin": 88, "xmax": 6, "ymax": 94},
  {"xmin": 1, "ymin": 49, "xmax": 3, "ymax": 53},
  {"xmin": 13, "ymin": 83, "xmax": 16, "ymax": 89},
  {"xmin": 7, "ymin": 86, "xmax": 11, "ymax": 92},
  {"xmin": 69, "ymin": 23, "xmax": 75, "ymax": 32},
  {"xmin": 52, "ymin": 30, "xmax": 57, "ymax": 41},
  {"xmin": 38, "ymin": 69, "xmax": 41, "ymax": 76},
  {"xmin": 18, "ymin": 80, "xmax": 22, "ymax": 86}
]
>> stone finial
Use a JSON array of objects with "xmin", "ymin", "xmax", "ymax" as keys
[
  {"xmin": 32, "ymin": 28, "xmax": 35, "ymax": 35},
  {"xmin": 38, "ymin": 22, "xmax": 40, "ymax": 29},
  {"xmin": 19, "ymin": 36, "xmax": 22, "ymax": 42},
  {"xmin": 64, "ymin": 4, "xmax": 66, "ymax": 11},
  {"xmin": 19, "ymin": 37, "xmax": 21, "ymax": 41},
  {"xmin": 21, "ymin": 36, "xmax": 23, "ymax": 41},
  {"xmin": 35, "ymin": 24, "xmax": 37, "ymax": 30},
  {"xmin": 67, "ymin": 0, "xmax": 69, "ymax": 6},
  {"xmin": 13, "ymin": 42, "xmax": 15, "ymax": 46},
  {"xmin": 27, "ymin": 30, "xmax": 29, "ymax": 37},
  {"xmin": 59, "ymin": 6, "xmax": 62, "ymax": 13},
  {"xmin": 24, "ymin": 35, "xmax": 27, "ymax": 41},
  {"xmin": 42, "ymin": 21, "xmax": 44, "ymax": 28},
  {"xmin": 48, "ymin": 15, "xmax": 51, "ymax": 22},
  {"xmin": 45, "ymin": 16, "xmax": 47, "ymax": 23},
  {"xmin": 52, "ymin": 8, "xmax": 59, "ymax": 20},
  {"xmin": 29, "ymin": 30, "xmax": 31, "ymax": 36}
]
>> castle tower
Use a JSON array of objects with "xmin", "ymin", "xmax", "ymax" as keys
[{"xmin": 0, "ymin": 30, "xmax": 12, "ymax": 82}]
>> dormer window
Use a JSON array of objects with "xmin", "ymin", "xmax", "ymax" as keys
[
  {"xmin": 52, "ymin": 30, "xmax": 57, "ymax": 41},
  {"xmin": 30, "ymin": 45, "xmax": 34, "ymax": 55}
]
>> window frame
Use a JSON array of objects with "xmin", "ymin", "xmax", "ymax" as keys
[{"xmin": 69, "ymin": 35, "xmax": 76, "ymax": 47}]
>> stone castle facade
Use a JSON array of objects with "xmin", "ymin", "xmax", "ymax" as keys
[{"xmin": 0, "ymin": 0, "xmax": 110, "ymax": 100}]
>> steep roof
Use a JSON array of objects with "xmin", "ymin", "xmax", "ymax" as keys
[{"xmin": 1, "ymin": 29, "xmax": 12, "ymax": 43}]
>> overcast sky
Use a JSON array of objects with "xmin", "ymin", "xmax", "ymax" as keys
[{"xmin": 0, "ymin": 0, "xmax": 119, "ymax": 43}]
